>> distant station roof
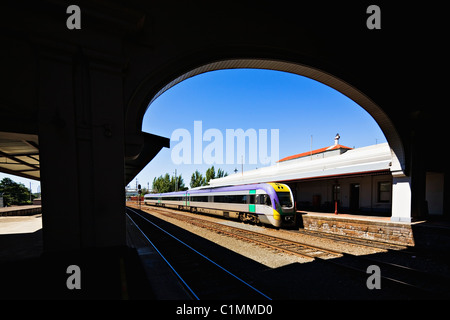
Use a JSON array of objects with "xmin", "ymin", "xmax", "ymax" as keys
[
  {"xmin": 0, "ymin": 131, "xmax": 168, "ymax": 184},
  {"xmin": 278, "ymin": 144, "xmax": 353, "ymax": 163},
  {"xmin": 0, "ymin": 132, "xmax": 40, "ymax": 180}
]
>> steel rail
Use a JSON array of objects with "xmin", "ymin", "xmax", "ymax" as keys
[
  {"xmin": 127, "ymin": 207, "xmax": 272, "ymax": 300},
  {"xmin": 138, "ymin": 205, "xmax": 342, "ymax": 260},
  {"xmin": 126, "ymin": 210, "xmax": 200, "ymax": 300}
]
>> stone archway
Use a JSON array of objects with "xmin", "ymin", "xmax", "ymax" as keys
[
  {"xmin": 126, "ymin": 57, "xmax": 409, "ymax": 221},
  {"xmin": 145, "ymin": 59, "xmax": 406, "ymax": 175}
]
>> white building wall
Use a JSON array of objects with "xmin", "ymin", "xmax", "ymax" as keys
[
  {"xmin": 294, "ymin": 174, "xmax": 392, "ymax": 214},
  {"xmin": 371, "ymin": 175, "xmax": 393, "ymax": 212}
]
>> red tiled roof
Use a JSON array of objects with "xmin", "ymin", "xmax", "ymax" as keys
[{"xmin": 277, "ymin": 144, "xmax": 353, "ymax": 163}]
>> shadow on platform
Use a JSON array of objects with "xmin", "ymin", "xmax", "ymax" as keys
[
  {"xmin": 2, "ymin": 210, "xmax": 450, "ymax": 299},
  {"xmin": 0, "ymin": 244, "xmax": 154, "ymax": 299}
]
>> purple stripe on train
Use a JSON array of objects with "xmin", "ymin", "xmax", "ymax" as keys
[{"xmin": 147, "ymin": 183, "xmax": 279, "ymax": 209}]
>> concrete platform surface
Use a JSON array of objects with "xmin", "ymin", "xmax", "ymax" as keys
[
  {"xmin": 0, "ymin": 214, "xmax": 43, "ymax": 234},
  {"xmin": 0, "ymin": 214, "xmax": 43, "ymax": 262},
  {"xmin": 0, "ymin": 214, "xmax": 153, "ymax": 299}
]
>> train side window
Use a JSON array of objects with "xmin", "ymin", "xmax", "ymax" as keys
[
  {"xmin": 263, "ymin": 195, "xmax": 271, "ymax": 206},
  {"xmin": 192, "ymin": 196, "xmax": 208, "ymax": 202},
  {"xmin": 214, "ymin": 195, "xmax": 225, "ymax": 203},
  {"xmin": 249, "ymin": 195, "xmax": 255, "ymax": 204},
  {"xmin": 259, "ymin": 194, "xmax": 267, "ymax": 205}
]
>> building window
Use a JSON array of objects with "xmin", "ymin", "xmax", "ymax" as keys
[{"xmin": 378, "ymin": 181, "xmax": 391, "ymax": 202}]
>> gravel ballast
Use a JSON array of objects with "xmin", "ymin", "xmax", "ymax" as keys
[{"xmin": 135, "ymin": 206, "xmax": 385, "ymax": 269}]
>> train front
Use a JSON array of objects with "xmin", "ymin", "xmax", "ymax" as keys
[{"xmin": 269, "ymin": 183, "xmax": 296, "ymax": 227}]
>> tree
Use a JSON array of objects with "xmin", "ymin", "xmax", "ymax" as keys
[
  {"xmin": 152, "ymin": 173, "xmax": 171, "ymax": 193},
  {"xmin": 205, "ymin": 166, "xmax": 228, "ymax": 185},
  {"xmin": 152, "ymin": 173, "xmax": 187, "ymax": 193},
  {"xmin": 171, "ymin": 174, "xmax": 188, "ymax": 191},
  {"xmin": 190, "ymin": 170, "xmax": 206, "ymax": 188},
  {"xmin": 205, "ymin": 166, "xmax": 215, "ymax": 184},
  {"xmin": 151, "ymin": 167, "xmax": 227, "ymax": 192},
  {"xmin": 0, "ymin": 178, "xmax": 33, "ymax": 206},
  {"xmin": 217, "ymin": 168, "xmax": 228, "ymax": 178}
]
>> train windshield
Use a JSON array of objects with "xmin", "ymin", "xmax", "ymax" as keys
[{"xmin": 276, "ymin": 192, "xmax": 292, "ymax": 207}]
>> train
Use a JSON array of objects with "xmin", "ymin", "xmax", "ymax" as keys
[{"xmin": 143, "ymin": 182, "xmax": 296, "ymax": 228}]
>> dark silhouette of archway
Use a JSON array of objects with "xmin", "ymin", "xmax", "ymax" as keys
[{"xmin": 0, "ymin": 1, "xmax": 443, "ymax": 251}]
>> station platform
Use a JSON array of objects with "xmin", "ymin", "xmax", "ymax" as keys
[
  {"xmin": 0, "ymin": 214, "xmax": 154, "ymax": 299},
  {"xmin": 299, "ymin": 211, "xmax": 450, "ymax": 249},
  {"xmin": 0, "ymin": 205, "xmax": 42, "ymax": 216},
  {"xmin": 2, "ymin": 210, "xmax": 450, "ymax": 299}
]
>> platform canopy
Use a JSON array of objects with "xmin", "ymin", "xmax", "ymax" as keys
[
  {"xmin": 0, "ymin": 133, "xmax": 40, "ymax": 181},
  {"xmin": 0, "ymin": 131, "xmax": 168, "ymax": 184},
  {"xmin": 209, "ymin": 143, "xmax": 392, "ymax": 187}
]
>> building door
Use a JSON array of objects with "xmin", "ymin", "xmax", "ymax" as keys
[
  {"xmin": 332, "ymin": 184, "xmax": 340, "ymax": 213},
  {"xmin": 350, "ymin": 183, "xmax": 360, "ymax": 212}
]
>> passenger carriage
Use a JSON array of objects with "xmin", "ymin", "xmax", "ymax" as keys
[{"xmin": 144, "ymin": 182, "xmax": 295, "ymax": 228}]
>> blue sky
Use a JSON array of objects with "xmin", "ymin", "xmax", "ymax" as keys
[
  {"xmin": 136, "ymin": 69, "xmax": 386, "ymax": 190},
  {"xmin": 0, "ymin": 68, "xmax": 386, "ymax": 192}
]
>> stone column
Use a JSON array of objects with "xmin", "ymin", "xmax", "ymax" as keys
[
  {"xmin": 391, "ymin": 173, "xmax": 412, "ymax": 222},
  {"xmin": 37, "ymin": 44, "xmax": 127, "ymax": 252}
]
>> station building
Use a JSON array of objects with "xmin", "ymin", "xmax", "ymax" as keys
[
  {"xmin": 209, "ymin": 139, "xmax": 444, "ymax": 221},
  {"xmin": 210, "ymin": 139, "xmax": 445, "ymax": 245},
  {"xmin": 278, "ymin": 143, "xmax": 393, "ymax": 216}
]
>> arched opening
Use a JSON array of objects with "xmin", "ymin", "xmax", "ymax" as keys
[
  {"xmin": 130, "ymin": 59, "xmax": 405, "ymax": 175},
  {"xmin": 128, "ymin": 58, "xmax": 409, "ymax": 221}
]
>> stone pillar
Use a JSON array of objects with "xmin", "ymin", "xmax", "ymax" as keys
[
  {"xmin": 37, "ymin": 44, "xmax": 126, "ymax": 252},
  {"xmin": 409, "ymin": 137, "xmax": 427, "ymax": 220},
  {"xmin": 391, "ymin": 174, "xmax": 412, "ymax": 222}
]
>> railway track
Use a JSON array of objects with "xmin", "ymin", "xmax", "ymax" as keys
[
  {"xmin": 126, "ymin": 207, "xmax": 272, "ymax": 300},
  {"xmin": 128, "ymin": 205, "xmax": 450, "ymax": 299},
  {"xmin": 137, "ymin": 205, "xmax": 342, "ymax": 261}
]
